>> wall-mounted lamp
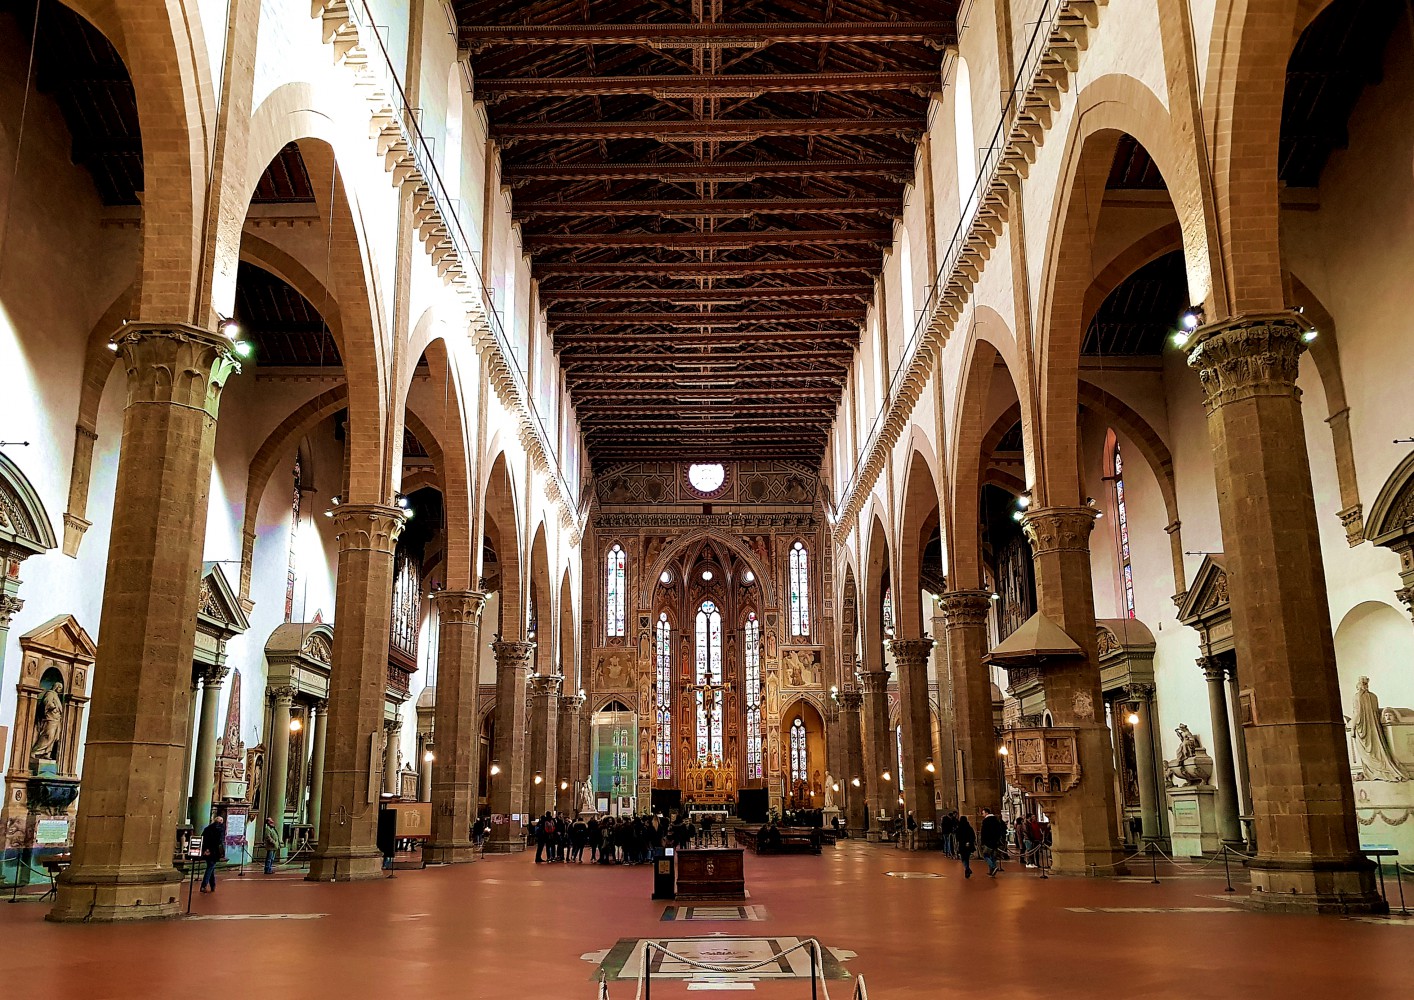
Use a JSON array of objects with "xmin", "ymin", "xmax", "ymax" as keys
[
  {"xmin": 533, "ymin": 772, "xmax": 544, "ymax": 785},
  {"xmin": 997, "ymin": 745, "xmax": 1009, "ymax": 757},
  {"xmin": 289, "ymin": 717, "xmax": 303, "ymax": 733},
  {"xmin": 489, "ymin": 762, "xmax": 502, "ymax": 776},
  {"xmin": 423, "ymin": 750, "xmax": 435, "ymax": 763},
  {"xmin": 881, "ymin": 770, "xmax": 892, "ymax": 782},
  {"xmin": 924, "ymin": 760, "xmax": 935, "ymax": 774},
  {"xmin": 851, "ymin": 777, "xmax": 861, "ymax": 788}
]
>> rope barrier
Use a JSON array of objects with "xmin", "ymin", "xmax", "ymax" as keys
[{"xmin": 633, "ymin": 937, "xmax": 831, "ymax": 1000}]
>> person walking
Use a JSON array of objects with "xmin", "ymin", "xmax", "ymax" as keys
[
  {"xmin": 199, "ymin": 814, "xmax": 227, "ymax": 893},
  {"xmin": 980, "ymin": 808, "xmax": 1006, "ymax": 877},
  {"xmin": 955, "ymin": 814, "xmax": 977, "ymax": 879},
  {"xmin": 262, "ymin": 816, "xmax": 280, "ymax": 875},
  {"xmin": 906, "ymin": 811, "xmax": 918, "ymax": 851},
  {"xmin": 939, "ymin": 810, "xmax": 957, "ymax": 857}
]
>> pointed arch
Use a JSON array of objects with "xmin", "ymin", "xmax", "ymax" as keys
[{"xmin": 483, "ymin": 451, "xmax": 522, "ymax": 637}]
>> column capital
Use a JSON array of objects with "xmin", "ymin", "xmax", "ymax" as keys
[
  {"xmin": 837, "ymin": 688, "xmax": 863, "ymax": 711},
  {"xmin": 309, "ymin": 698, "xmax": 328, "ymax": 713},
  {"xmin": 857, "ymin": 669, "xmax": 890, "ymax": 695},
  {"xmin": 1123, "ymin": 682, "xmax": 1154, "ymax": 703},
  {"xmin": 1197, "ymin": 656, "xmax": 1228, "ymax": 683},
  {"xmin": 114, "ymin": 322, "xmax": 240, "ymax": 415},
  {"xmin": 492, "ymin": 637, "xmax": 536, "ymax": 668},
  {"xmin": 530, "ymin": 673, "xmax": 564, "ymax": 699},
  {"xmin": 559, "ymin": 693, "xmax": 586, "ymax": 712},
  {"xmin": 1396, "ymin": 585, "xmax": 1414, "ymax": 624},
  {"xmin": 331, "ymin": 503, "xmax": 407, "ymax": 554},
  {"xmin": 1020, "ymin": 506, "xmax": 1097, "ymax": 554},
  {"xmin": 938, "ymin": 589, "xmax": 992, "ymax": 628},
  {"xmin": 384, "ymin": 717, "xmax": 402, "ymax": 734},
  {"xmin": 268, "ymin": 684, "xmax": 296, "ymax": 705},
  {"xmin": 885, "ymin": 636, "xmax": 935, "ymax": 665},
  {"xmin": 0, "ymin": 593, "xmax": 24, "ymax": 630},
  {"xmin": 1186, "ymin": 311, "xmax": 1308, "ymax": 410},
  {"xmin": 432, "ymin": 588, "xmax": 487, "ymax": 623},
  {"xmin": 197, "ymin": 662, "xmax": 230, "ymax": 687}
]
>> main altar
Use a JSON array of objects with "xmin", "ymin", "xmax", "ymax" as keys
[{"xmin": 682, "ymin": 756, "xmax": 736, "ymax": 805}]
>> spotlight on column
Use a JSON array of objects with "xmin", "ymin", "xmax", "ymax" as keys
[
  {"xmin": 560, "ymin": 780, "xmax": 569, "ymax": 791},
  {"xmin": 219, "ymin": 317, "xmax": 241, "ymax": 339},
  {"xmin": 534, "ymin": 772, "xmax": 544, "ymax": 785},
  {"xmin": 424, "ymin": 750, "xmax": 435, "ymax": 763},
  {"xmin": 997, "ymin": 745, "xmax": 1009, "ymax": 757},
  {"xmin": 289, "ymin": 717, "xmax": 302, "ymax": 733},
  {"xmin": 1302, "ymin": 328, "xmax": 1319, "ymax": 343},
  {"xmin": 106, "ymin": 341, "xmax": 118, "ymax": 352},
  {"xmin": 990, "ymin": 592, "xmax": 1001, "ymax": 602},
  {"xmin": 882, "ymin": 770, "xmax": 892, "ymax": 782},
  {"xmin": 1127, "ymin": 712, "xmax": 1140, "ymax": 727},
  {"xmin": 489, "ymin": 762, "xmax": 502, "ymax": 776},
  {"xmin": 396, "ymin": 494, "xmax": 410, "ymax": 509},
  {"xmin": 1011, "ymin": 509, "xmax": 1025, "ymax": 522},
  {"xmin": 233, "ymin": 340, "xmax": 253, "ymax": 359},
  {"xmin": 851, "ymin": 777, "xmax": 861, "ymax": 787},
  {"xmin": 925, "ymin": 760, "xmax": 936, "ymax": 774},
  {"xmin": 1180, "ymin": 306, "xmax": 1204, "ymax": 330},
  {"xmin": 1016, "ymin": 492, "xmax": 1031, "ymax": 509},
  {"xmin": 831, "ymin": 782, "xmax": 840, "ymax": 792}
]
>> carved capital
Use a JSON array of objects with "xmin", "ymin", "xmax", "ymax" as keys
[
  {"xmin": 1396, "ymin": 585, "xmax": 1414, "ymax": 625},
  {"xmin": 1186, "ymin": 311, "xmax": 1307, "ymax": 411},
  {"xmin": 492, "ymin": 638, "xmax": 536, "ymax": 671},
  {"xmin": 198, "ymin": 662, "xmax": 230, "ymax": 687},
  {"xmin": 0, "ymin": 593, "xmax": 23, "ymax": 630},
  {"xmin": 433, "ymin": 589, "xmax": 487, "ymax": 625},
  {"xmin": 1021, "ymin": 506, "xmax": 1097, "ymax": 554},
  {"xmin": 857, "ymin": 669, "xmax": 890, "ymax": 695},
  {"xmin": 331, "ymin": 503, "xmax": 407, "ymax": 554},
  {"xmin": 268, "ymin": 684, "xmax": 296, "ymax": 705},
  {"xmin": 1337, "ymin": 504, "xmax": 1365, "ymax": 547},
  {"xmin": 938, "ymin": 589, "xmax": 992, "ymax": 629},
  {"xmin": 115, "ymin": 323, "xmax": 240, "ymax": 417},
  {"xmin": 885, "ymin": 637, "xmax": 934, "ymax": 666},
  {"xmin": 1197, "ymin": 656, "xmax": 1228, "ymax": 683},
  {"xmin": 560, "ymin": 693, "xmax": 586, "ymax": 712},
  {"xmin": 1123, "ymin": 682, "xmax": 1154, "ymax": 704},
  {"xmin": 530, "ymin": 673, "xmax": 564, "ymax": 699},
  {"xmin": 836, "ymin": 688, "xmax": 863, "ymax": 711}
]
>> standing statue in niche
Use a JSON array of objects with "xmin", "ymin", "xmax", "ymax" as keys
[
  {"xmin": 579, "ymin": 778, "xmax": 596, "ymax": 815},
  {"xmin": 1351, "ymin": 676, "xmax": 1410, "ymax": 781},
  {"xmin": 30, "ymin": 681, "xmax": 66, "ymax": 762}
]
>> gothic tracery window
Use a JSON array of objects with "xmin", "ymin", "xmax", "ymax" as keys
[
  {"xmin": 1110, "ymin": 436, "xmax": 1136, "ymax": 618},
  {"xmin": 745, "ymin": 612, "xmax": 762, "ymax": 779},
  {"xmin": 606, "ymin": 543, "xmax": 626, "ymax": 638},
  {"xmin": 695, "ymin": 600, "xmax": 723, "ymax": 762},
  {"xmin": 655, "ymin": 613, "xmax": 672, "ymax": 779},
  {"xmin": 790, "ymin": 718, "xmax": 807, "ymax": 783},
  {"xmin": 788, "ymin": 540, "xmax": 811, "ymax": 637}
]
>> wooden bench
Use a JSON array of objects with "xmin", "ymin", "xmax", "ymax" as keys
[{"xmin": 734, "ymin": 826, "xmax": 822, "ymax": 855}]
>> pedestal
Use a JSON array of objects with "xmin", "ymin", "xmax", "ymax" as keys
[
  {"xmin": 1167, "ymin": 784, "xmax": 1220, "ymax": 857},
  {"xmin": 674, "ymin": 847, "xmax": 746, "ymax": 901}
]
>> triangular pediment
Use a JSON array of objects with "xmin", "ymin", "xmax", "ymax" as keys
[
  {"xmin": 19, "ymin": 613, "xmax": 96, "ymax": 661},
  {"xmin": 0, "ymin": 451, "xmax": 57, "ymax": 554},
  {"xmin": 1177, "ymin": 554, "xmax": 1230, "ymax": 624},
  {"xmin": 198, "ymin": 562, "xmax": 250, "ymax": 636}
]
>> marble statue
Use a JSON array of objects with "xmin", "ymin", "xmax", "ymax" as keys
[
  {"xmin": 824, "ymin": 772, "xmax": 836, "ymax": 809},
  {"xmin": 579, "ymin": 778, "xmax": 596, "ymax": 815},
  {"xmin": 1351, "ymin": 676, "xmax": 1410, "ymax": 781},
  {"xmin": 30, "ymin": 681, "xmax": 66, "ymax": 761},
  {"xmin": 1163, "ymin": 724, "xmax": 1213, "ymax": 786}
]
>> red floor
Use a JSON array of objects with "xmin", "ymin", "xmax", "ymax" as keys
[{"xmin": 2, "ymin": 843, "xmax": 1411, "ymax": 999}]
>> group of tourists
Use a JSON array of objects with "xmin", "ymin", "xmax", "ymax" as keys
[
  {"xmin": 528, "ymin": 811, "xmax": 722, "ymax": 864},
  {"xmin": 935, "ymin": 808, "xmax": 1049, "ymax": 879}
]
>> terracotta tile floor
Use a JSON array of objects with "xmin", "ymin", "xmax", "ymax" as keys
[{"xmin": 2, "ymin": 843, "xmax": 1411, "ymax": 999}]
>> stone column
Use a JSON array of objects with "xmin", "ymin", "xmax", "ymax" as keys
[
  {"xmin": 307, "ymin": 504, "xmax": 406, "ymax": 882},
  {"xmin": 188, "ymin": 664, "xmax": 228, "ymax": 829},
  {"xmin": 179, "ymin": 672, "xmax": 200, "ymax": 827},
  {"xmin": 1125, "ymin": 683, "xmax": 1160, "ymax": 844},
  {"xmin": 419, "ymin": 742, "xmax": 434, "ymax": 802},
  {"xmin": 309, "ymin": 700, "xmax": 328, "ymax": 841},
  {"xmin": 557, "ymin": 693, "xmax": 584, "ymax": 813},
  {"xmin": 939, "ymin": 590, "xmax": 1000, "ymax": 821},
  {"xmin": 1200, "ymin": 657, "xmax": 1244, "ymax": 848},
  {"xmin": 837, "ymin": 688, "xmax": 867, "ymax": 836},
  {"xmin": 528, "ymin": 673, "xmax": 562, "ymax": 816},
  {"xmin": 265, "ymin": 686, "xmax": 294, "ymax": 854},
  {"xmin": 887, "ymin": 637, "xmax": 937, "ymax": 847},
  {"xmin": 858, "ymin": 669, "xmax": 892, "ymax": 839},
  {"xmin": 383, "ymin": 718, "xmax": 402, "ymax": 796},
  {"xmin": 1187, "ymin": 313, "xmax": 1379, "ymax": 910},
  {"xmin": 51, "ymin": 324, "xmax": 238, "ymax": 923},
  {"xmin": 1020, "ymin": 507, "xmax": 1127, "ymax": 873},
  {"xmin": 486, "ymin": 639, "xmax": 534, "ymax": 851},
  {"xmin": 1224, "ymin": 665, "xmax": 1254, "ymax": 821},
  {"xmin": 427, "ymin": 590, "xmax": 485, "ymax": 863},
  {"xmin": 930, "ymin": 612, "xmax": 959, "ymax": 816}
]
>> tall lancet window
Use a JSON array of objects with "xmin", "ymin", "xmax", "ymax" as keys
[
  {"xmin": 695, "ymin": 600, "xmax": 723, "ymax": 761},
  {"xmin": 790, "ymin": 718, "xmax": 807, "ymax": 783},
  {"xmin": 745, "ymin": 612, "xmax": 762, "ymax": 779},
  {"xmin": 606, "ymin": 543, "xmax": 626, "ymax": 637},
  {"xmin": 655, "ymin": 613, "xmax": 672, "ymax": 779},
  {"xmin": 789, "ymin": 541, "xmax": 811, "ymax": 637},
  {"xmin": 1110, "ymin": 435, "xmax": 1136, "ymax": 618},
  {"xmin": 285, "ymin": 455, "xmax": 302, "ymax": 621}
]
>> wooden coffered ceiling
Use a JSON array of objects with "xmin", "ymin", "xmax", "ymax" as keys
[{"xmin": 456, "ymin": 0, "xmax": 954, "ymax": 462}]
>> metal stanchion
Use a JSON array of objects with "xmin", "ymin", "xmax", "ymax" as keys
[
  {"xmin": 810, "ymin": 943, "xmax": 819, "ymax": 1000},
  {"xmin": 1222, "ymin": 845, "xmax": 1235, "ymax": 892},
  {"xmin": 1149, "ymin": 842, "xmax": 1160, "ymax": 884}
]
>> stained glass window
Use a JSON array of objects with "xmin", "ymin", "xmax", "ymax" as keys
[
  {"xmin": 695, "ymin": 601, "xmax": 723, "ymax": 761},
  {"xmin": 606, "ymin": 543, "xmax": 626, "ymax": 637},
  {"xmin": 745, "ymin": 612, "xmax": 762, "ymax": 779},
  {"xmin": 789, "ymin": 541, "xmax": 810, "ymax": 637},
  {"xmin": 655, "ymin": 613, "xmax": 672, "ymax": 779},
  {"xmin": 1112, "ymin": 440, "xmax": 1136, "ymax": 618},
  {"xmin": 285, "ymin": 456, "xmax": 301, "ymax": 621},
  {"xmin": 790, "ymin": 718, "xmax": 807, "ymax": 782}
]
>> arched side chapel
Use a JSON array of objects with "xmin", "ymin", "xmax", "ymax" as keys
[{"xmin": 0, "ymin": 0, "xmax": 1407, "ymax": 950}]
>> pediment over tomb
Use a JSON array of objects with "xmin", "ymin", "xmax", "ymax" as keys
[
  {"xmin": 0, "ymin": 451, "xmax": 57, "ymax": 558},
  {"xmin": 197, "ymin": 563, "xmax": 250, "ymax": 638},
  {"xmin": 18, "ymin": 614, "xmax": 96, "ymax": 671},
  {"xmin": 1095, "ymin": 618, "xmax": 1156, "ymax": 693},
  {"xmin": 265, "ymin": 621, "xmax": 335, "ymax": 701},
  {"xmin": 1366, "ymin": 450, "xmax": 1414, "ymax": 545},
  {"xmin": 1177, "ymin": 555, "xmax": 1234, "ymax": 655}
]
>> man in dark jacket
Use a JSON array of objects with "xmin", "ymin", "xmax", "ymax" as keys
[
  {"xmin": 979, "ymin": 808, "xmax": 1006, "ymax": 877},
  {"xmin": 939, "ymin": 811, "xmax": 957, "ymax": 857},
  {"xmin": 199, "ymin": 814, "xmax": 227, "ymax": 893},
  {"xmin": 955, "ymin": 815, "xmax": 977, "ymax": 879}
]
